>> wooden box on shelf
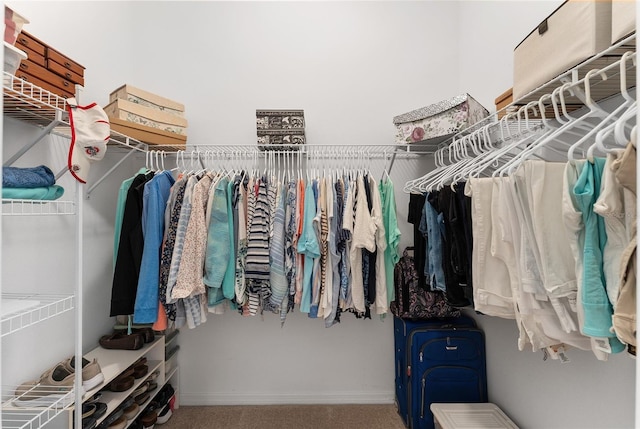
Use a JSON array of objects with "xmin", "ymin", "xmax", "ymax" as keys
[
  {"xmin": 494, "ymin": 88, "xmax": 513, "ymax": 119},
  {"xmin": 14, "ymin": 30, "xmax": 85, "ymax": 99}
]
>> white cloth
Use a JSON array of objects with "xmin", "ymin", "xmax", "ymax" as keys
[
  {"xmin": 465, "ymin": 178, "xmax": 514, "ymax": 318},
  {"xmin": 593, "ymin": 150, "xmax": 628, "ymax": 308}
]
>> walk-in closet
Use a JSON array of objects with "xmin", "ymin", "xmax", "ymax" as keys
[{"xmin": 1, "ymin": 1, "xmax": 637, "ymax": 429}]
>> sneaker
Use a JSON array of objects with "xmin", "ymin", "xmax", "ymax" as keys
[
  {"xmin": 64, "ymin": 357, "xmax": 105, "ymax": 391},
  {"xmin": 14, "ymin": 363, "xmax": 85, "ymax": 407},
  {"xmin": 156, "ymin": 404, "xmax": 172, "ymax": 425}
]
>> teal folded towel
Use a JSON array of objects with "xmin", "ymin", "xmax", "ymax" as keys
[{"xmin": 2, "ymin": 185, "xmax": 65, "ymax": 200}]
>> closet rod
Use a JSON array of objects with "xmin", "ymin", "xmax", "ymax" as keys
[{"xmin": 149, "ymin": 143, "xmax": 435, "ymax": 155}]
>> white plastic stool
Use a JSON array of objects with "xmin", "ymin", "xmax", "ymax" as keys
[{"xmin": 430, "ymin": 403, "xmax": 519, "ymax": 429}]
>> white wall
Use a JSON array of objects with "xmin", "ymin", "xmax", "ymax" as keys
[
  {"xmin": 2, "ymin": 1, "xmax": 635, "ymax": 428},
  {"xmin": 458, "ymin": 2, "xmax": 636, "ymax": 428}
]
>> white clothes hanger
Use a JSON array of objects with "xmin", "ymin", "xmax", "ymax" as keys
[{"xmin": 567, "ymin": 69, "xmax": 630, "ymax": 162}]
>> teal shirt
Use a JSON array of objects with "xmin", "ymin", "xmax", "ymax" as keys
[
  {"xmin": 573, "ymin": 158, "xmax": 624, "ymax": 353},
  {"xmin": 379, "ymin": 178, "xmax": 401, "ymax": 305},
  {"xmin": 296, "ymin": 180, "xmax": 320, "ymax": 313}
]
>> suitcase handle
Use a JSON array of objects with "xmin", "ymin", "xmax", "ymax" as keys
[{"xmin": 446, "ymin": 346, "xmax": 458, "ymax": 351}]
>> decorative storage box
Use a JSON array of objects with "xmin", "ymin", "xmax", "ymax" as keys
[
  {"xmin": 104, "ymin": 98, "xmax": 188, "ymax": 136},
  {"xmin": 109, "ymin": 84, "xmax": 185, "ymax": 118},
  {"xmin": 611, "ymin": 0, "xmax": 635, "ymax": 44},
  {"xmin": 256, "ymin": 109, "xmax": 306, "ymax": 147},
  {"xmin": 393, "ymin": 94, "xmax": 489, "ymax": 145},
  {"xmin": 513, "ymin": 0, "xmax": 612, "ymax": 101}
]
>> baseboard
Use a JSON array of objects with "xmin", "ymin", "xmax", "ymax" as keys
[{"xmin": 180, "ymin": 391, "xmax": 395, "ymax": 406}]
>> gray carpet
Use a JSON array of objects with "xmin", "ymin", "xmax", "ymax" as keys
[{"xmin": 159, "ymin": 404, "xmax": 406, "ymax": 429}]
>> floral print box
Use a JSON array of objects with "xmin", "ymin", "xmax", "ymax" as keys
[{"xmin": 393, "ymin": 94, "xmax": 489, "ymax": 145}]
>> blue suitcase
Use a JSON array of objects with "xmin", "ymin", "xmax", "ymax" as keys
[{"xmin": 394, "ymin": 315, "xmax": 487, "ymax": 429}]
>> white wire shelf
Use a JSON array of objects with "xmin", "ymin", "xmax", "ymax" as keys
[
  {"xmin": 1, "ymin": 199, "xmax": 76, "ymax": 216},
  {"xmin": 2, "ymin": 384, "xmax": 76, "ymax": 429},
  {"xmin": 1, "ymin": 293, "xmax": 75, "ymax": 337},
  {"xmin": 3, "ymin": 72, "xmax": 68, "ymax": 126}
]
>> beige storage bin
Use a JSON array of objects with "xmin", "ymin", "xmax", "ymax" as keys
[
  {"xmin": 513, "ymin": 0, "xmax": 612, "ymax": 101},
  {"xmin": 611, "ymin": 0, "xmax": 635, "ymax": 44}
]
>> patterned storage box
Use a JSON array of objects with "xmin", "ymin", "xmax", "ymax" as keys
[
  {"xmin": 256, "ymin": 109, "xmax": 306, "ymax": 148},
  {"xmin": 393, "ymin": 94, "xmax": 489, "ymax": 145}
]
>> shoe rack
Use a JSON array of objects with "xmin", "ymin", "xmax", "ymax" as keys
[{"xmin": 68, "ymin": 334, "xmax": 178, "ymax": 429}]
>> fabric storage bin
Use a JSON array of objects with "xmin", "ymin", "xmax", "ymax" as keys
[
  {"xmin": 393, "ymin": 94, "xmax": 489, "ymax": 145},
  {"xmin": 104, "ymin": 98, "xmax": 188, "ymax": 136},
  {"xmin": 513, "ymin": 0, "xmax": 612, "ymax": 101},
  {"xmin": 109, "ymin": 84, "xmax": 185, "ymax": 118},
  {"xmin": 256, "ymin": 109, "xmax": 306, "ymax": 148},
  {"xmin": 611, "ymin": 0, "xmax": 635, "ymax": 44}
]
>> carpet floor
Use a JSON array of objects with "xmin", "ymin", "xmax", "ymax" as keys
[{"xmin": 158, "ymin": 404, "xmax": 407, "ymax": 429}]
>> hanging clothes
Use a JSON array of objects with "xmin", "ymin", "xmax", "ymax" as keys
[
  {"xmin": 110, "ymin": 171, "xmax": 153, "ymax": 317},
  {"xmin": 134, "ymin": 170, "xmax": 176, "ymax": 323}
]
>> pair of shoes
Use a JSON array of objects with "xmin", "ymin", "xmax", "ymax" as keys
[
  {"xmin": 154, "ymin": 384, "xmax": 175, "ymax": 407},
  {"xmin": 156, "ymin": 403, "xmax": 172, "ymax": 425},
  {"xmin": 109, "ymin": 368, "xmax": 135, "ymax": 393},
  {"xmin": 123, "ymin": 402, "xmax": 140, "ymax": 420},
  {"xmin": 99, "ymin": 332, "xmax": 144, "ymax": 350},
  {"xmin": 129, "ymin": 358, "xmax": 148, "ymax": 379},
  {"xmin": 139, "ymin": 409, "xmax": 157, "ymax": 429},
  {"xmin": 96, "ymin": 408, "xmax": 123, "ymax": 429},
  {"xmin": 132, "ymin": 381, "xmax": 151, "ymax": 398},
  {"xmin": 107, "ymin": 416, "xmax": 127, "ymax": 429},
  {"xmin": 115, "ymin": 327, "xmax": 155, "ymax": 344},
  {"xmin": 64, "ymin": 356, "xmax": 105, "ymax": 391},
  {"xmin": 93, "ymin": 402, "xmax": 108, "ymax": 420},
  {"xmin": 14, "ymin": 362, "xmax": 85, "ymax": 407},
  {"xmin": 135, "ymin": 391, "xmax": 150, "ymax": 406},
  {"xmin": 82, "ymin": 417, "xmax": 97, "ymax": 429}
]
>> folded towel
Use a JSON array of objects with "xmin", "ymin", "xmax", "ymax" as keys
[
  {"xmin": 2, "ymin": 185, "xmax": 65, "ymax": 200},
  {"xmin": 3, "ymin": 165, "xmax": 55, "ymax": 189}
]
